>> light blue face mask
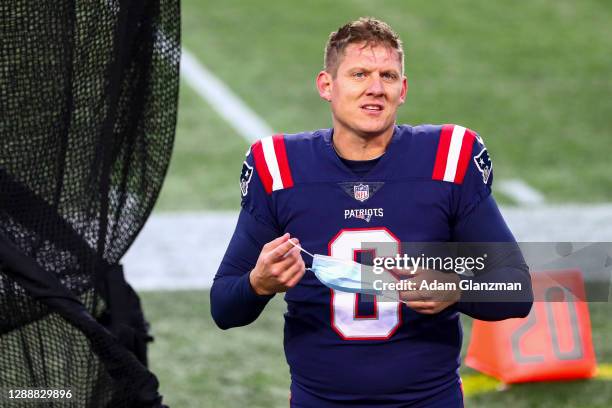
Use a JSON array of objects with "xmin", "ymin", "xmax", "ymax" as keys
[
  {"xmin": 289, "ymin": 241, "xmax": 399, "ymax": 301},
  {"xmin": 311, "ymin": 254, "xmax": 373, "ymax": 294}
]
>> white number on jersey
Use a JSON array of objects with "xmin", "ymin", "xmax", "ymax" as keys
[{"xmin": 329, "ymin": 228, "xmax": 402, "ymax": 340}]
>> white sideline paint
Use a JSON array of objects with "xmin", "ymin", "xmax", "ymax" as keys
[
  {"xmin": 123, "ymin": 205, "xmax": 612, "ymax": 291},
  {"xmin": 498, "ymin": 179, "xmax": 546, "ymax": 205},
  {"xmin": 180, "ymin": 50, "xmax": 274, "ymax": 143}
]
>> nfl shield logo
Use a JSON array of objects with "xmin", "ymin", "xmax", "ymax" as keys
[{"xmin": 353, "ymin": 184, "xmax": 369, "ymax": 202}]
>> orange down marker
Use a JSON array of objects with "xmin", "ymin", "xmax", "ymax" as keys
[{"xmin": 465, "ymin": 269, "xmax": 597, "ymax": 383}]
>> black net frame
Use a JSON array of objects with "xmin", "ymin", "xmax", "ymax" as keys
[{"xmin": 1, "ymin": 0, "xmax": 180, "ymax": 406}]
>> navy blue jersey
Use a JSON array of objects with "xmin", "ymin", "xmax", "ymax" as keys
[{"xmin": 211, "ymin": 124, "xmax": 532, "ymax": 405}]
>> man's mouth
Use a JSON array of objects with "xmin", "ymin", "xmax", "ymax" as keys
[{"xmin": 360, "ymin": 104, "xmax": 384, "ymax": 112}]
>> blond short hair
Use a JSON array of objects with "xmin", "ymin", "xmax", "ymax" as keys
[{"xmin": 324, "ymin": 17, "xmax": 404, "ymax": 76}]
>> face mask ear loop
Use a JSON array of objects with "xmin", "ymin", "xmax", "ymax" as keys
[
  {"xmin": 288, "ymin": 239, "xmax": 316, "ymax": 272},
  {"xmin": 288, "ymin": 239, "xmax": 315, "ymax": 259}
]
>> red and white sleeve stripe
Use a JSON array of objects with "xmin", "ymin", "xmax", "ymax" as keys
[
  {"xmin": 432, "ymin": 124, "xmax": 477, "ymax": 184},
  {"xmin": 251, "ymin": 134, "xmax": 294, "ymax": 194}
]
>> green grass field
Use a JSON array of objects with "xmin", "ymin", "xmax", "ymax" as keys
[
  {"xmin": 146, "ymin": 0, "xmax": 612, "ymax": 406},
  {"xmin": 155, "ymin": 0, "xmax": 612, "ymax": 211},
  {"xmin": 141, "ymin": 290, "xmax": 612, "ymax": 408}
]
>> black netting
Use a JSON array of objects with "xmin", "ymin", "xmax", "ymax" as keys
[{"xmin": 0, "ymin": 0, "xmax": 180, "ymax": 406}]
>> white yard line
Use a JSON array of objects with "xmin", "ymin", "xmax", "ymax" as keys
[
  {"xmin": 124, "ymin": 206, "xmax": 612, "ymax": 291},
  {"xmin": 497, "ymin": 179, "xmax": 546, "ymax": 205},
  {"xmin": 180, "ymin": 49, "xmax": 274, "ymax": 143}
]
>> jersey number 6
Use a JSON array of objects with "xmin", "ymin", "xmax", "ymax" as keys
[{"xmin": 328, "ymin": 227, "xmax": 402, "ymax": 340}]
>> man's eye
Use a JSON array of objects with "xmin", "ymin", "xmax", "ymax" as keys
[
  {"xmin": 353, "ymin": 72, "xmax": 365, "ymax": 78},
  {"xmin": 382, "ymin": 73, "xmax": 398, "ymax": 80}
]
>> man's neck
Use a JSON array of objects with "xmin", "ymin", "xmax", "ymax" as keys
[{"xmin": 332, "ymin": 126, "xmax": 395, "ymax": 161}]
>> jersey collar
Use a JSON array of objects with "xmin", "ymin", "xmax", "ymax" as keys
[{"xmin": 323, "ymin": 125, "xmax": 404, "ymax": 180}]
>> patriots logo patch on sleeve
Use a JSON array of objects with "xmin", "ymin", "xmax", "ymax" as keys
[
  {"xmin": 473, "ymin": 148, "xmax": 492, "ymax": 184},
  {"xmin": 240, "ymin": 161, "xmax": 254, "ymax": 196}
]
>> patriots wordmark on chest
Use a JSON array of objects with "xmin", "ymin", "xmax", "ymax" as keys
[{"xmin": 344, "ymin": 208, "xmax": 384, "ymax": 222}]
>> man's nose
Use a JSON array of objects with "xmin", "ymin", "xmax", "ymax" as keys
[{"xmin": 366, "ymin": 74, "xmax": 385, "ymax": 96}]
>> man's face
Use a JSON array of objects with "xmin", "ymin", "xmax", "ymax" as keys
[{"xmin": 317, "ymin": 42, "xmax": 407, "ymax": 140}]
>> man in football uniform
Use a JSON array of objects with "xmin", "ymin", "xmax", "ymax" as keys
[{"xmin": 211, "ymin": 17, "xmax": 533, "ymax": 407}]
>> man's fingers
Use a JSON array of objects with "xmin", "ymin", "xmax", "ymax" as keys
[
  {"xmin": 405, "ymin": 300, "xmax": 435, "ymax": 308},
  {"xmin": 404, "ymin": 300, "xmax": 453, "ymax": 315},
  {"xmin": 281, "ymin": 240, "xmax": 302, "ymax": 258},
  {"xmin": 275, "ymin": 259, "xmax": 305, "ymax": 286},
  {"xmin": 269, "ymin": 238, "xmax": 301, "ymax": 261},
  {"xmin": 265, "ymin": 246, "xmax": 303, "ymax": 278},
  {"xmin": 264, "ymin": 233, "xmax": 290, "ymax": 250},
  {"xmin": 399, "ymin": 290, "xmax": 415, "ymax": 302},
  {"xmin": 389, "ymin": 267, "xmax": 418, "ymax": 280},
  {"xmin": 273, "ymin": 245, "xmax": 302, "ymax": 268},
  {"xmin": 403, "ymin": 301, "xmax": 436, "ymax": 311},
  {"xmin": 399, "ymin": 289, "xmax": 431, "ymax": 302},
  {"xmin": 283, "ymin": 262, "xmax": 306, "ymax": 288}
]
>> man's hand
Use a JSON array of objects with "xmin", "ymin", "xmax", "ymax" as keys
[
  {"xmin": 394, "ymin": 268, "xmax": 461, "ymax": 314},
  {"xmin": 249, "ymin": 233, "xmax": 306, "ymax": 295}
]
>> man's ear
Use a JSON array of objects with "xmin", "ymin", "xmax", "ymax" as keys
[
  {"xmin": 399, "ymin": 75, "xmax": 408, "ymax": 105},
  {"xmin": 316, "ymin": 71, "xmax": 333, "ymax": 102}
]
